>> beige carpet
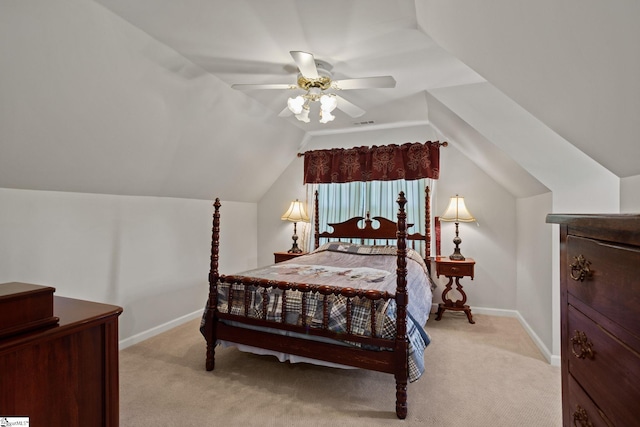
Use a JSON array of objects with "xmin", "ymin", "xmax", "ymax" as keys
[{"xmin": 120, "ymin": 313, "xmax": 561, "ymax": 426}]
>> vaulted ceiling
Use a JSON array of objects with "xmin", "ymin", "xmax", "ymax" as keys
[
  {"xmin": 1, "ymin": 0, "xmax": 638, "ymax": 202},
  {"xmin": 92, "ymin": 0, "xmax": 486, "ymax": 132}
]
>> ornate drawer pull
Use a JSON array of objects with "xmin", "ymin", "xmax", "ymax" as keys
[
  {"xmin": 572, "ymin": 405, "xmax": 593, "ymax": 427},
  {"xmin": 570, "ymin": 255, "xmax": 591, "ymax": 282},
  {"xmin": 571, "ymin": 330, "xmax": 594, "ymax": 359}
]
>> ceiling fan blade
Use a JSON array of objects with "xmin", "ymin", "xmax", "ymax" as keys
[
  {"xmin": 335, "ymin": 95, "xmax": 365, "ymax": 118},
  {"xmin": 332, "ymin": 76, "xmax": 396, "ymax": 90},
  {"xmin": 290, "ymin": 51, "xmax": 319, "ymax": 79},
  {"xmin": 231, "ymin": 83, "xmax": 296, "ymax": 90}
]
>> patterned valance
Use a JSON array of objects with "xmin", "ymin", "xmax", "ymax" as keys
[{"xmin": 302, "ymin": 141, "xmax": 441, "ymax": 184}]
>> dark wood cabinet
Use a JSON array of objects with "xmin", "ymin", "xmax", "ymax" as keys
[
  {"xmin": 546, "ymin": 214, "xmax": 640, "ymax": 427},
  {"xmin": 0, "ymin": 293, "xmax": 122, "ymax": 427},
  {"xmin": 432, "ymin": 256, "xmax": 476, "ymax": 324}
]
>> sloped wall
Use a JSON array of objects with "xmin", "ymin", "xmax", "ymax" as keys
[
  {"xmin": 417, "ymin": 0, "xmax": 640, "ymax": 179},
  {"xmin": 0, "ymin": 0, "xmax": 303, "ymax": 202}
]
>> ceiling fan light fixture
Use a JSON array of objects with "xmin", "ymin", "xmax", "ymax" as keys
[
  {"xmin": 295, "ymin": 106, "xmax": 310, "ymax": 123},
  {"xmin": 319, "ymin": 110, "xmax": 335, "ymax": 124},
  {"xmin": 320, "ymin": 94, "xmax": 337, "ymax": 113},
  {"xmin": 287, "ymin": 96, "xmax": 305, "ymax": 114}
]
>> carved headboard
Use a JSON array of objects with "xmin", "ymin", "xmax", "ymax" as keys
[{"xmin": 312, "ymin": 188, "xmax": 432, "ymax": 259}]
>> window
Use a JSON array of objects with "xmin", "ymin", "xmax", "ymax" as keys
[{"xmin": 305, "ymin": 179, "xmax": 433, "ymax": 254}]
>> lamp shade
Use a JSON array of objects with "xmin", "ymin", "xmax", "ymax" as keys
[
  {"xmin": 281, "ymin": 199, "xmax": 309, "ymax": 223},
  {"xmin": 440, "ymin": 195, "xmax": 475, "ymax": 222}
]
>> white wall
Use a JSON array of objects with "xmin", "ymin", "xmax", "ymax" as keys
[
  {"xmin": 0, "ymin": 188, "xmax": 257, "ymax": 348},
  {"xmin": 257, "ymin": 152, "xmax": 309, "ymax": 267},
  {"xmin": 621, "ymin": 175, "xmax": 640, "ymax": 213},
  {"xmin": 434, "ymin": 142, "xmax": 517, "ymax": 313},
  {"xmin": 516, "ymin": 192, "xmax": 554, "ymax": 360}
]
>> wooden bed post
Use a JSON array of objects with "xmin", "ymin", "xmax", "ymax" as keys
[
  {"xmin": 394, "ymin": 191, "xmax": 409, "ymax": 419},
  {"xmin": 206, "ymin": 198, "xmax": 221, "ymax": 371},
  {"xmin": 425, "ymin": 186, "xmax": 431, "ymax": 259},
  {"xmin": 314, "ymin": 190, "xmax": 320, "ymax": 250}
]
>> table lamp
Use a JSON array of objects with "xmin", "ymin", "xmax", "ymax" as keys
[
  {"xmin": 281, "ymin": 199, "xmax": 309, "ymax": 253},
  {"xmin": 439, "ymin": 194, "xmax": 476, "ymax": 260}
]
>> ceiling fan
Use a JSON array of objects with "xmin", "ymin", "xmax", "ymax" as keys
[{"xmin": 231, "ymin": 51, "xmax": 396, "ymax": 123}]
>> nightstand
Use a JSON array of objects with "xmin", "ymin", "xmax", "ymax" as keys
[
  {"xmin": 432, "ymin": 256, "xmax": 476, "ymax": 324},
  {"xmin": 274, "ymin": 251, "xmax": 307, "ymax": 263}
]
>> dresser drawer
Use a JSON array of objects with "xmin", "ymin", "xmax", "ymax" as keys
[
  {"xmin": 567, "ymin": 305, "xmax": 640, "ymax": 426},
  {"xmin": 565, "ymin": 235, "xmax": 640, "ymax": 339},
  {"xmin": 567, "ymin": 375, "xmax": 612, "ymax": 427}
]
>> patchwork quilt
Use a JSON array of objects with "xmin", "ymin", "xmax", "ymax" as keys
[{"xmin": 202, "ymin": 242, "xmax": 433, "ymax": 382}]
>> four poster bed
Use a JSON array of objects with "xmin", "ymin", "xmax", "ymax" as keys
[{"xmin": 201, "ymin": 142, "xmax": 442, "ymax": 419}]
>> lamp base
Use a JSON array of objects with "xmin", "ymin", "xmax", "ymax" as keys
[
  {"xmin": 449, "ymin": 223, "xmax": 466, "ymax": 260},
  {"xmin": 287, "ymin": 245, "xmax": 303, "ymax": 254},
  {"xmin": 288, "ymin": 222, "xmax": 302, "ymax": 253},
  {"xmin": 448, "ymin": 246, "xmax": 466, "ymax": 261}
]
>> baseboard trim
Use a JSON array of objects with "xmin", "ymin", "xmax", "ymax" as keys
[
  {"xmin": 431, "ymin": 304, "xmax": 560, "ymax": 365},
  {"xmin": 515, "ymin": 312, "xmax": 560, "ymax": 366},
  {"xmin": 118, "ymin": 309, "xmax": 203, "ymax": 350},
  {"xmin": 125, "ymin": 306, "xmax": 562, "ymax": 366},
  {"xmin": 470, "ymin": 306, "xmax": 518, "ymax": 318},
  {"xmin": 430, "ymin": 304, "xmax": 518, "ymax": 319}
]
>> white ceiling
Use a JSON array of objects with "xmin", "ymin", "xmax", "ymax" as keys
[
  {"xmin": 1, "ymin": 0, "xmax": 638, "ymax": 203},
  {"xmin": 418, "ymin": 0, "xmax": 640, "ymax": 179},
  {"xmin": 92, "ymin": 0, "xmax": 485, "ymax": 132},
  {"xmin": 92, "ymin": 0, "xmax": 640, "ymax": 180}
]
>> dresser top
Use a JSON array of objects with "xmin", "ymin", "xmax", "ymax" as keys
[
  {"xmin": 546, "ymin": 213, "xmax": 640, "ymax": 246},
  {"xmin": 0, "ymin": 282, "xmax": 55, "ymax": 299},
  {"xmin": 0, "ymin": 296, "xmax": 122, "ymax": 351}
]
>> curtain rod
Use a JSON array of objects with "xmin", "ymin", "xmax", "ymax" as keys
[{"xmin": 297, "ymin": 141, "xmax": 448, "ymax": 157}]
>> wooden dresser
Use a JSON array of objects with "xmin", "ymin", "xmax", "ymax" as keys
[
  {"xmin": 0, "ymin": 288, "xmax": 122, "ymax": 427},
  {"xmin": 546, "ymin": 214, "xmax": 640, "ymax": 426}
]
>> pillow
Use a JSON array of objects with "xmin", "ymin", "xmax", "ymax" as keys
[
  {"xmin": 316, "ymin": 241, "xmax": 430, "ymax": 276},
  {"xmin": 318, "ymin": 241, "xmax": 397, "ymax": 256}
]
